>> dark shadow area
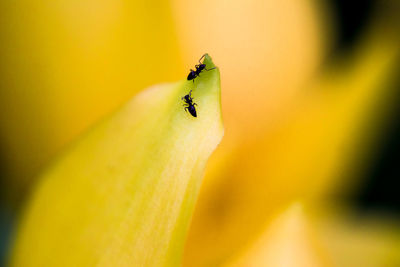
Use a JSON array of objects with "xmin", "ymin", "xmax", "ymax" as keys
[
  {"xmin": 0, "ymin": 205, "xmax": 13, "ymax": 267},
  {"xmin": 328, "ymin": 0, "xmax": 375, "ymax": 53},
  {"xmin": 327, "ymin": 0, "xmax": 400, "ymax": 215},
  {"xmin": 352, "ymin": 59, "xmax": 400, "ymax": 214}
]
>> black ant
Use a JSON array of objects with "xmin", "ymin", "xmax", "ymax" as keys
[
  {"xmin": 187, "ymin": 54, "xmax": 216, "ymax": 83},
  {"xmin": 182, "ymin": 90, "xmax": 197, "ymax": 117}
]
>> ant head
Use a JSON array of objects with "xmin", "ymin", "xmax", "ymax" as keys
[{"xmin": 183, "ymin": 94, "xmax": 190, "ymax": 101}]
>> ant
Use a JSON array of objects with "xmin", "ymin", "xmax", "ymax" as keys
[
  {"xmin": 187, "ymin": 54, "xmax": 216, "ymax": 83},
  {"xmin": 182, "ymin": 90, "xmax": 197, "ymax": 117}
]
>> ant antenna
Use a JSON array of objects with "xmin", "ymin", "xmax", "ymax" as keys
[{"xmin": 198, "ymin": 54, "xmax": 207, "ymax": 64}]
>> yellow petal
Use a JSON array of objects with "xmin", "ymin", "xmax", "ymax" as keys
[
  {"xmin": 0, "ymin": 0, "xmax": 182, "ymax": 201},
  {"xmin": 312, "ymin": 207, "xmax": 400, "ymax": 267},
  {"xmin": 9, "ymin": 55, "xmax": 223, "ymax": 267},
  {"xmin": 224, "ymin": 204, "xmax": 332, "ymax": 267},
  {"xmin": 224, "ymin": 204, "xmax": 400, "ymax": 267}
]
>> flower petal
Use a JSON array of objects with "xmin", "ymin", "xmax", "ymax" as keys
[
  {"xmin": 10, "ymin": 55, "xmax": 223, "ymax": 267},
  {"xmin": 224, "ymin": 204, "xmax": 332, "ymax": 267}
]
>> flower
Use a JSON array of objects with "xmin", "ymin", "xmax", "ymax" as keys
[{"xmin": 1, "ymin": 0, "xmax": 400, "ymax": 266}]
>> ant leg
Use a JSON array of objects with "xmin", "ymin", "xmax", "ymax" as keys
[
  {"xmin": 198, "ymin": 54, "xmax": 206, "ymax": 64},
  {"xmin": 193, "ymin": 103, "xmax": 197, "ymax": 106},
  {"xmin": 205, "ymin": 67, "xmax": 216, "ymax": 71}
]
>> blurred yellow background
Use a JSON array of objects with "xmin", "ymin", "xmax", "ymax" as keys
[{"xmin": 1, "ymin": 0, "xmax": 400, "ymax": 266}]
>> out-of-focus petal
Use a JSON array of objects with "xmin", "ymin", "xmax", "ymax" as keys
[
  {"xmin": 223, "ymin": 204, "xmax": 400, "ymax": 267},
  {"xmin": 183, "ymin": 24, "xmax": 400, "ymax": 266},
  {"xmin": 0, "ymin": 0, "xmax": 182, "ymax": 201},
  {"xmin": 313, "ymin": 208, "xmax": 400, "ymax": 267},
  {"xmin": 224, "ymin": 204, "xmax": 332, "ymax": 267}
]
